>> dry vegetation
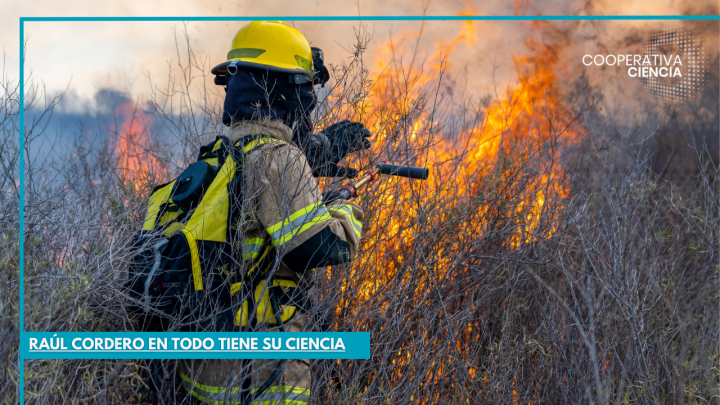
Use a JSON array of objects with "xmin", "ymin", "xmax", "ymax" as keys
[{"xmin": 1, "ymin": 24, "xmax": 718, "ymax": 405}]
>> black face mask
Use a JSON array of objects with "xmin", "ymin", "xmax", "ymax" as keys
[{"xmin": 222, "ymin": 68, "xmax": 316, "ymax": 140}]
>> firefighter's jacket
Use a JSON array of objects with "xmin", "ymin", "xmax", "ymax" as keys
[
  {"xmin": 132, "ymin": 119, "xmax": 362, "ymax": 332},
  {"xmin": 236, "ymin": 119, "xmax": 362, "ymax": 271},
  {"xmin": 231, "ymin": 119, "xmax": 363, "ymax": 327}
]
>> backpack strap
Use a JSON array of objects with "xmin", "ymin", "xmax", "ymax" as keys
[{"xmin": 197, "ymin": 136, "xmax": 232, "ymax": 168}]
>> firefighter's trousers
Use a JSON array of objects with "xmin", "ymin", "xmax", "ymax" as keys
[{"xmin": 179, "ymin": 316, "xmax": 312, "ymax": 405}]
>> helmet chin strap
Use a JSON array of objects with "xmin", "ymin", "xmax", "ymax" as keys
[{"xmin": 227, "ymin": 60, "xmax": 239, "ymax": 75}]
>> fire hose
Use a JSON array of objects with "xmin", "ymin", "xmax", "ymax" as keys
[{"xmin": 322, "ymin": 162, "xmax": 429, "ymax": 203}]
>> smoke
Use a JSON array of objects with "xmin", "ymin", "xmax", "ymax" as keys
[
  {"xmin": 5, "ymin": 0, "xmax": 718, "ymax": 163},
  {"xmin": 6, "ymin": 1, "xmax": 710, "ymax": 100}
]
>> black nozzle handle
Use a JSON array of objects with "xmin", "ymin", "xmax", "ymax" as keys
[{"xmin": 377, "ymin": 163, "xmax": 429, "ymax": 180}]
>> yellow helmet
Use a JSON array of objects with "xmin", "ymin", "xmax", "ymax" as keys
[{"xmin": 211, "ymin": 21, "xmax": 313, "ymax": 76}]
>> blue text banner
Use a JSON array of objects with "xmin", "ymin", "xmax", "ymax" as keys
[{"xmin": 21, "ymin": 332, "xmax": 370, "ymax": 359}]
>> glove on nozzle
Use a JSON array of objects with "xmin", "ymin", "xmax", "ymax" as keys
[
  {"xmin": 322, "ymin": 185, "xmax": 356, "ymax": 203},
  {"xmin": 304, "ymin": 120, "xmax": 372, "ymax": 177}
]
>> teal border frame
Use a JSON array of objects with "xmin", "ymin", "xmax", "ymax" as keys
[{"xmin": 18, "ymin": 14, "xmax": 720, "ymax": 404}]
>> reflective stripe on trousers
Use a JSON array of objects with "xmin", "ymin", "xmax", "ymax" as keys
[{"xmin": 181, "ymin": 372, "xmax": 310, "ymax": 404}]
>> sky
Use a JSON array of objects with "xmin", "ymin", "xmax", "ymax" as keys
[
  {"xmin": 5, "ymin": 0, "xmax": 708, "ymax": 106},
  {"xmin": 8, "ymin": 1, "xmax": 518, "ymax": 108},
  {"xmin": 2, "ymin": 0, "xmax": 718, "ymax": 155}
]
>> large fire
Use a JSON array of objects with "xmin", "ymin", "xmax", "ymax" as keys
[
  {"xmin": 325, "ymin": 15, "xmax": 578, "ymax": 403},
  {"xmin": 337, "ymin": 17, "xmax": 575, "ymax": 287}
]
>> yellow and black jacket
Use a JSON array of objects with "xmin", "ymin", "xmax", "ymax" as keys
[{"xmin": 128, "ymin": 119, "xmax": 363, "ymax": 332}]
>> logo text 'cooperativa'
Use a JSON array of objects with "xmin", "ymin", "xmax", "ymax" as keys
[{"xmin": 583, "ymin": 54, "xmax": 683, "ymax": 78}]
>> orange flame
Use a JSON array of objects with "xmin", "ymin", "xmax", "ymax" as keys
[
  {"xmin": 349, "ymin": 15, "xmax": 574, "ymax": 274},
  {"xmin": 114, "ymin": 100, "xmax": 164, "ymax": 189}
]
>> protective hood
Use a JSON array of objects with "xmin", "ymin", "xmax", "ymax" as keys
[{"xmin": 222, "ymin": 68, "xmax": 316, "ymax": 132}]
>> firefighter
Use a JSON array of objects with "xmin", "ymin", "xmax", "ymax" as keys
[{"xmin": 176, "ymin": 21, "xmax": 368, "ymax": 404}]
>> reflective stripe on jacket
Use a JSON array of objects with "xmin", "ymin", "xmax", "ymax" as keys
[{"xmin": 232, "ymin": 119, "xmax": 364, "ymax": 281}]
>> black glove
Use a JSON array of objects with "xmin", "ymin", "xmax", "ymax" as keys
[
  {"xmin": 321, "ymin": 119, "xmax": 372, "ymax": 158},
  {"xmin": 322, "ymin": 185, "xmax": 357, "ymax": 203},
  {"xmin": 302, "ymin": 120, "xmax": 372, "ymax": 178}
]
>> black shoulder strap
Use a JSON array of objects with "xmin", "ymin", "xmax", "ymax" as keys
[{"xmin": 197, "ymin": 136, "xmax": 232, "ymax": 167}]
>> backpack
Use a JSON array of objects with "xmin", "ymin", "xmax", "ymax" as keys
[{"xmin": 127, "ymin": 135, "xmax": 275, "ymax": 332}]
